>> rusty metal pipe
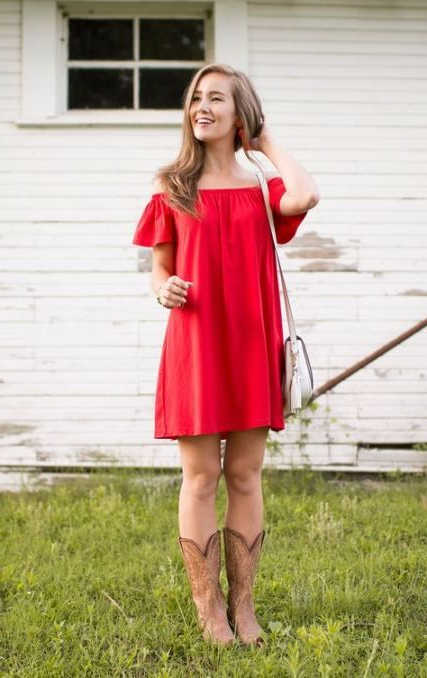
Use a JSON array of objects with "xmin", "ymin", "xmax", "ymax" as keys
[{"xmin": 306, "ymin": 317, "xmax": 427, "ymax": 403}]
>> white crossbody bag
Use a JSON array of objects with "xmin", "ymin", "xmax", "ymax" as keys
[{"xmin": 255, "ymin": 170, "xmax": 314, "ymax": 417}]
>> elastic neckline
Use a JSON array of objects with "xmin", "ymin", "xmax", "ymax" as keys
[{"xmin": 152, "ymin": 176, "xmax": 279, "ymax": 196}]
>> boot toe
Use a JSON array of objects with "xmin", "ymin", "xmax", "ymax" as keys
[
  {"xmin": 236, "ymin": 619, "xmax": 265, "ymax": 646},
  {"xmin": 203, "ymin": 622, "xmax": 235, "ymax": 646},
  {"xmin": 240, "ymin": 629, "xmax": 265, "ymax": 646}
]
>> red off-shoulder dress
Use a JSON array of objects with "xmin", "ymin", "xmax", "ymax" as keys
[{"xmin": 132, "ymin": 176, "xmax": 307, "ymax": 440}]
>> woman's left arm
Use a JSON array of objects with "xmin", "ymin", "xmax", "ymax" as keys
[{"xmin": 256, "ymin": 128, "xmax": 321, "ymax": 216}]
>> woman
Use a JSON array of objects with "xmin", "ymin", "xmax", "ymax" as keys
[{"xmin": 132, "ymin": 63, "xmax": 320, "ymax": 647}]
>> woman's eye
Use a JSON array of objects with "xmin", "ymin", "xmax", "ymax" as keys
[{"xmin": 191, "ymin": 96, "xmax": 222, "ymax": 102}]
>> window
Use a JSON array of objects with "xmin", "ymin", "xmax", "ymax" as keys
[
  {"xmin": 18, "ymin": 0, "xmax": 247, "ymax": 127},
  {"xmin": 67, "ymin": 14, "xmax": 207, "ymax": 110}
]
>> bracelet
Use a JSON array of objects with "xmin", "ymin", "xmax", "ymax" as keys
[{"xmin": 156, "ymin": 282, "xmax": 166, "ymax": 306}]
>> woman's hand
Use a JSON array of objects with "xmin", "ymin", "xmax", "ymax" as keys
[
  {"xmin": 238, "ymin": 121, "xmax": 274, "ymax": 153},
  {"xmin": 157, "ymin": 276, "xmax": 193, "ymax": 308}
]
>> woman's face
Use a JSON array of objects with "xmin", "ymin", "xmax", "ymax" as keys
[{"xmin": 189, "ymin": 72, "xmax": 239, "ymax": 145}]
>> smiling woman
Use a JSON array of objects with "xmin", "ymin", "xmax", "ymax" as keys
[
  {"xmin": 151, "ymin": 64, "xmax": 268, "ymax": 214},
  {"xmin": 132, "ymin": 62, "xmax": 319, "ymax": 649}
]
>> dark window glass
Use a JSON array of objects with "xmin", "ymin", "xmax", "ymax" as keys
[
  {"xmin": 139, "ymin": 19, "xmax": 204, "ymax": 60},
  {"xmin": 68, "ymin": 69, "xmax": 133, "ymax": 109},
  {"xmin": 69, "ymin": 19, "xmax": 133, "ymax": 60},
  {"xmin": 139, "ymin": 68, "xmax": 198, "ymax": 109}
]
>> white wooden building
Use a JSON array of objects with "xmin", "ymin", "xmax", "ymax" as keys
[{"xmin": 1, "ymin": 0, "xmax": 426, "ymax": 487}]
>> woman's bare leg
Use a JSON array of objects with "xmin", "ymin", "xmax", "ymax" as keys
[
  {"xmin": 177, "ymin": 432, "xmax": 222, "ymax": 550},
  {"xmin": 222, "ymin": 426, "xmax": 268, "ymax": 544}
]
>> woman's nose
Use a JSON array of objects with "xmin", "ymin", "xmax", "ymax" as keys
[{"xmin": 196, "ymin": 99, "xmax": 211, "ymax": 111}]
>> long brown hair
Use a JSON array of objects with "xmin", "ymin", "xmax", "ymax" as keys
[{"xmin": 154, "ymin": 63, "xmax": 265, "ymax": 218}]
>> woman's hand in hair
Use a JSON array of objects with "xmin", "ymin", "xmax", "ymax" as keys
[{"xmin": 238, "ymin": 121, "xmax": 274, "ymax": 152}]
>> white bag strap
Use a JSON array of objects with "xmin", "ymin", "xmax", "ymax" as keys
[{"xmin": 255, "ymin": 169, "xmax": 298, "ymax": 350}]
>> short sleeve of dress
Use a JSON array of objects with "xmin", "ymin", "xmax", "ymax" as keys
[
  {"xmin": 267, "ymin": 176, "xmax": 308, "ymax": 244},
  {"xmin": 132, "ymin": 193, "xmax": 176, "ymax": 247}
]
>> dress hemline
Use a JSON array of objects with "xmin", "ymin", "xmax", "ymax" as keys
[{"xmin": 154, "ymin": 419, "xmax": 286, "ymax": 440}]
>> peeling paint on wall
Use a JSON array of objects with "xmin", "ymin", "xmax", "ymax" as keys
[
  {"xmin": 293, "ymin": 230, "xmax": 338, "ymax": 247},
  {"xmin": 287, "ymin": 247, "xmax": 341, "ymax": 259},
  {"xmin": 299, "ymin": 262, "xmax": 358, "ymax": 272},
  {"xmin": 0, "ymin": 423, "xmax": 36, "ymax": 436},
  {"xmin": 399, "ymin": 289, "xmax": 427, "ymax": 296},
  {"xmin": 374, "ymin": 368, "xmax": 390, "ymax": 378},
  {"xmin": 76, "ymin": 449, "xmax": 119, "ymax": 464},
  {"xmin": 137, "ymin": 250, "xmax": 152, "ymax": 273}
]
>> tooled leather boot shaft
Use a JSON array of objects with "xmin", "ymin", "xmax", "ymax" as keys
[
  {"xmin": 223, "ymin": 526, "xmax": 265, "ymax": 646},
  {"xmin": 178, "ymin": 530, "xmax": 235, "ymax": 646}
]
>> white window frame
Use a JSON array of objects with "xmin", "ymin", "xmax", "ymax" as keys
[{"xmin": 16, "ymin": 0, "xmax": 248, "ymax": 128}]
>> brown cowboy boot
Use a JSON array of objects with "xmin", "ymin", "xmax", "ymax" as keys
[
  {"xmin": 223, "ymin": 526, "xmax": 266, "ymax": 646},
  {"xmin": 178, "ymin": 530, "xmax": 235, "ymax": 646}
]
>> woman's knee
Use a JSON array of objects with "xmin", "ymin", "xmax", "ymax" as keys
[
  {"xmin": 223, "ymin": 462, "xmax": 262, "ymax": 495},
  {"xmin": 178, "ymin": 432, "xmax": 222, "ymax": 500},
  {"xmin": 182, "ymin": 467, "xmax": 222, "ymax": 500}
]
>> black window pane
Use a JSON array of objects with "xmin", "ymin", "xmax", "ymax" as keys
[
  {"xmin": 139, "ymin": 68, "xmax": 198, "ymax": 109},
  {"xmin": 69, "ymin": 69, "xmax": 133, "ymax": 109},
  {"xmin": 139, "ymin": 19, "xmax": 204, "ymax": 60},
  {"xmin": 69, "ymin": 19, "xmax": 133, "ymax": 60}
]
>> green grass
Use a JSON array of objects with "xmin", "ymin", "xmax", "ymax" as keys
[{"xmin": 0, "ymin": 468, "xmax": 426, "ymax": 677}]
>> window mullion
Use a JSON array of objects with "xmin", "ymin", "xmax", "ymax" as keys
[{"xmin": 134, "ymin": 16, "xmax": 138, "ymax": 110}]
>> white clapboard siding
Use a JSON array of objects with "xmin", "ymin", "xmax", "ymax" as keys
[
  {"xmin": 247, "ymin": 0, "xmax": 427, "ymax": 470},
  {"xmin": 0, "ymin": 0, "xmax": 426, "ymax": 487}
]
